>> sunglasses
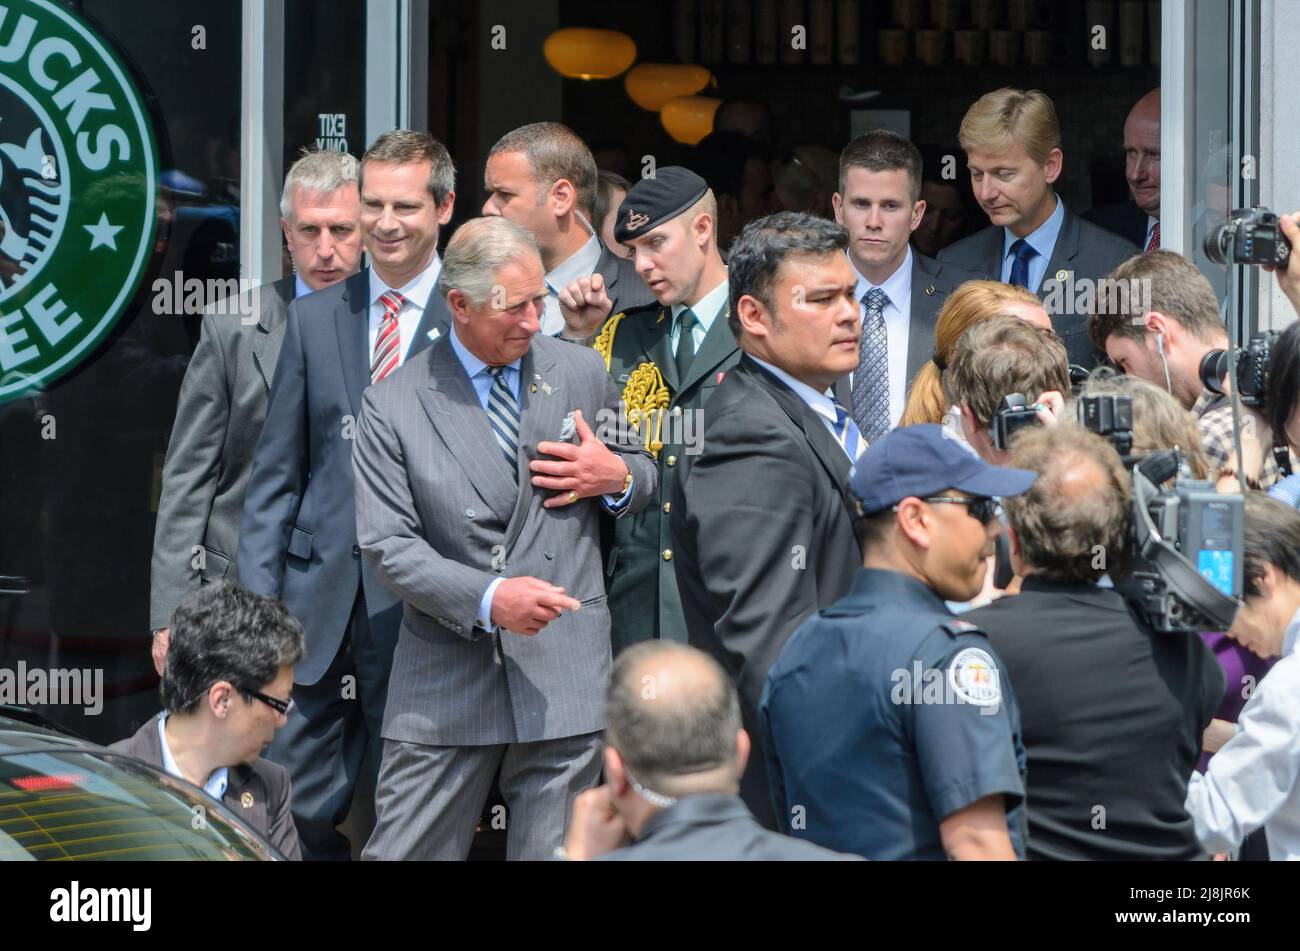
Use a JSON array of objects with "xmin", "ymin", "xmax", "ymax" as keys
[
  {"xmin": 917, "ymin": 495, "xmax": 1003, "ymax": 525},
  {"xmin": 244, "ymin": 687, "xmax": 294, "ymax": 717}
]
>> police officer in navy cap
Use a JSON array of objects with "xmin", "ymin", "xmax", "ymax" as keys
[
  {"xmin": 759, "ymin": 423, "xmax": 1037, "ymax": 860},
  {"xmin": 594, "ymin": 167, "xmax": 739, "ymax": 653}
]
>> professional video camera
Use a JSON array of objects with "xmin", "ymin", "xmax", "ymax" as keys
[
  {"xmin": 1200, "ymin": 331, "xmax": 1276, "ymax": 408},
  {"xmin": 1077, "ymin": 394, "xmax": 1243, "ymax": 633},
  {"xmin": 1204, "ymin": 206, "xmax": 1292, "ymax": 268}
]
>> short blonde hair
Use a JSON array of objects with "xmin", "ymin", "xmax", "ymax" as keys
[{"xmin": 959, "ymin": 88, "xmax": 1061, "ymax": 165}]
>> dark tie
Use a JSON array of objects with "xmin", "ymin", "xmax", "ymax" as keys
[
  {"xmin": 486, "ymin": 366, "xmax": 520, "ymax": 480},
  {"xmin": 831, "ymin": 396, "xmax": 864, "ymax": 462},
  {"xmin": 675, "ymin": 308, "xmax": 698, "ymax": 382},
  {"xmin": 852, "ymin": 287, "xmax": 891, "ymax": 443},
  {"xmin": 1008, "ymin": 239, "xmax": 1037, "ymax": 290},
  {"xmin": 1145, "ymin": 222, "xmax": 1160, "ymax": 253}
]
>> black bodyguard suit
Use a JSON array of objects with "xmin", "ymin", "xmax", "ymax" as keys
[
  {"xmin": 671, "ymin": 355, "xmax": 862, "ymax": 829},
  {"xmin": 236, "ymin": 266, "xmax": 451, "ymax": 858},
  {"xmin": 600, "ymin": 298, "xmax": 742, "ymax": 652},
  {"xmin": 1083, "ymin": 199, "xmax": 1150, "ymax": 250},
  {"xmin": 938, "ymin": 202, "xmax": 1139, "ymax": 367},
  {"xmin": 109, "ymin": 715, "xmax": 301, "ymax": 860},
  {"xmin": 900, "ymin": 252, "xmax": 980, "ymax": 384}
]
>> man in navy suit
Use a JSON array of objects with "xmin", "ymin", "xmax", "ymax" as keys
[
  {"xmin": 832, "ymin": 130, "xmax": 979, "ymax": 443},
  {"xmin": 237, "ymin": 130, "xmax": 456, "ymax": 859},
  {"xmin": 938, "ymin": 88, "xmax": 1138, "ymax": 368}
]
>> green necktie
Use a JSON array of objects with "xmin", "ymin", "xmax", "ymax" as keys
[{"xmin": 675, "ymin": 308, "xmax": 698, "ymax": 382}]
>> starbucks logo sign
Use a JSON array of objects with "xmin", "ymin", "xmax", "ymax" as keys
[{"xmin": 0, "ymin": 0, "xmax": 156, "ymax": 402}]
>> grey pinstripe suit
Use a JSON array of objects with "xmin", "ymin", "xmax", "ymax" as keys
[{"xmin": 353, "ymin": 330, "xmax": 657, "ymax": 859}]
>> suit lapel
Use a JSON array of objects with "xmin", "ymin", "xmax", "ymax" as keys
[
  {"xmin": 251, "ymin": 279, "xmax": 294, "ymax": 392},
  {"xmin": 1040, "ymin": 203, "xmax": 1081, "ymax": 294},
  {"xmin": 645, "ymin": 307, "xmax": 678, "ymax": 391},
  {"xmin": 410, "ymin": 284, "xmax": 452, "ymax": 356},
  {"xmin": 503, "ymin": 344, "xmax": 565, "ymax": 549},
  {"xmin": 595, "ymin": 245, "xmax": 621, "ymax": 306},
  {"xmin": 678, "ymin": 305, "xmax": 738, "ymax": 395},
  {"xmin": 334, "ymin": 271, "xmax": 372, "ymax": 416},
  {"xmin": 418, "ymin": 340, "xmax": 518, "ymax": 523},
  {"xmin": 906, "ymin": 254, "xmax": 943, "ymax": 383},
  {"xmin": 743, "ymin": 357, "xmax": 852, "ymax": 494},
  {"xmin": 223, "ymin": 766, "xmax": 268, "ymax": 837}
]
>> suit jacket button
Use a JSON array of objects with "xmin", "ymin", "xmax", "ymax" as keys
[
  {"xmin": 671, "ymin": 406, "xmax": 682, "ymax": 418},
  {"xmin": 465, "ymin": 508, "xmax": 476, "ymax": 518},
  {"xmin": 352, "ymin": 545, "xmax": 361, "ymax": 556},
  {"xmin": 661, "ymin": 549, "xmax": 673, "ymax": 561},
  {"xmin": 666, "ymin": 455, "xmax": 677, "ymax": 467},
  {"xmin": 662, "ymin": 501, "xmax": 671, "ymax": 514}
]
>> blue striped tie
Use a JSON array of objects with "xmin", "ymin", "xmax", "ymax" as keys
[
  {"xmin": 831, "ymin": 396, "xmax": 864, "ymax": 462},
  {"xmin": 486, "ymin": 366, "xmax": 520, "ymax": 480}
]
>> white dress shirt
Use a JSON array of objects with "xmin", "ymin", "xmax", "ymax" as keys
[
  {"xmin": 670, "ymin": 278, "xmax": 729, "ymax": 354},
  {"xmin": 157, "ymin": 712, "xmax": 228, "ymax": 800},
  {"xmin": 1185, "ymin": 607, "xmax": 1300, "ymax": 859},
  {"xmin": 367, "ymin": 255, "xmax": 442, "ymax": 366},
  {"xmin": 542, "ymin": 235, "xmax": 603, "ymax": 336},
  {"xmin": 750, "ymin": 356, "xmax": 864, "ymax": 462},
  {"xmin": 848, "ymin": 247, "xmax": 912, "ymax": 430}
]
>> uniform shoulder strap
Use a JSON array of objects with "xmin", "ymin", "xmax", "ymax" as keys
[
  {"xmin": 593, "ymin": 311, "xmax": 626, "ymax": 370},
  {"xmin": 938, "ymin": 618, "xmax": 988, "ymax": 640}
]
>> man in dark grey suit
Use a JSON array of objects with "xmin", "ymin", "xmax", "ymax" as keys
[
  {"xmin": 111, "ymin": 582, "xmax": 304, "ymax": 860},
  {"xmin": 671, "ymin": 213, "xmax": 866, "ymax": 829},
  {"xmin": 938, "ymin": 88, "xmax": 1138, "ymax": 368},
  {"xmin": 563, "ymin": 641, "xmax": 855, "ymax": 861},
  {"xmin": 832, "ymin": 130, "xmax": 979, "ymax": 443},
  {"xmin": 149, "ymin": 150, "xmax": 363, "ymax": 675},
  {"xmin": 237, "ymin": 131, "xmax": 456, "ymax": 860},
  {"xmin": 482, "ymin": 121, "xmax": 654, "ymax": 344},
  {"xmin": 1083, "ymin": 88, "xmax": 1161, "ymax": 252},
  {"xmin": 353, "ymin": 216, "xmax": 657, "ymax": 860}
]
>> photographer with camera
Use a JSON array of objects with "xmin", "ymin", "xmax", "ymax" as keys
[
  {"xmin": 1185, "ymin": 493, "xmax": 1300, "ymax": 859},
  {"xmin": 1088, "ymin": 251, "xmax": 1238, "ymax": 473},
  {"xmin": 965, "ymin": 423, "xmax": 1224, "ymax": 860},
  {"xmin": 946, "ymin": 315, "xmax": 1071, "ymax": 466}
]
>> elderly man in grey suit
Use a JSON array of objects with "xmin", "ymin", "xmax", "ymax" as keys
[
  {"xmin": 938, "ymin": 88, "xmax": 1138, "ymax": 369},
  {"xmin": 354, "ymin": 216, "xmax": 657, "ymax": 861},
  {"xmin": 149, "ymin": 150, "xmax": 363, "ymax": 674}
]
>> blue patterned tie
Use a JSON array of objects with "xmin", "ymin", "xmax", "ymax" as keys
[
  {"xmin": 852, "ymin": 287, "xmax": 891, "ymax": 443},
  {"xmin": 1008, "ymin": 238, "xmax": 1038, "ymax": 290},
  {"xmin": 831, "ymin": 396, "xmax": 865, "ymax": 462},
  {"xmin": 486, "ymin": 366, "xmax": 520, "ymax": 480}
]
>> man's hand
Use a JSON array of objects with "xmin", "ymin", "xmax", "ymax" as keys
[
  {"xmin": 489, "ymin": 577, "xmax": 581, "ymax": 635},
  {"xmin": 1265, "ymin": 212, "xmax": 1300, "ymax": 314},
  {"xmin": 531, "ymin": 410, "xmax": 630, "ymax": 508},
  {"xmin": 1033, "ymin": 390, "xmax": 1065, "ymax": 426},
  {"xmin": 558, "ymin": 273, "xmax": 613, "ymax": 339},
  {"xmin": 563, "ymin": 785, "xmax": 630, "ymax": 860},
  {"xmin": 151, "ymin": 627, "xmax": 170, "ymax": 677}
]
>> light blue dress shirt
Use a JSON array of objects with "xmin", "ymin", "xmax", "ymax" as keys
[
  {"xmin": 1000, "ymin": 195, "xmax": 1066, "ymax": 293},
  {"xmin": 157, "ymin": 712, "xmax": 228, "ymax": 800},
  {"xmin": 294, "ymin": 275, "xmax": 312, "ymax": 299},
  {"xmin": 749, "ymin": 356, "xmax": 864, "ymax": 462},
  {"xmin": 669, "ymin": 279, "xmax": 729, "ymax": 354},
  {"xmin": 448, "ymin": 326, "xmax": 631, "ymax": 631}
]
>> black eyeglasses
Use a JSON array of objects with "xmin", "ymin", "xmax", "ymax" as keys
[
  {"xmin": 917, "ymin": 495, "xmax": 1002, "ymax": 525},
  {"xmin": 244, "ymin": 687, "xmax": 294, "ymax": 717}
]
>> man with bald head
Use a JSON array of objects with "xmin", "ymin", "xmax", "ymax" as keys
[
  {"xmin": 1085, "ymin": 88, "xmax": 1161, "ymax": 251},
  {"xmin": 562, "ymin": 641, "xmax": 853, "ymax": 860},
  {"xmin": 964, "ymin": 422, "xmax": 1222, "ymax": 860}
]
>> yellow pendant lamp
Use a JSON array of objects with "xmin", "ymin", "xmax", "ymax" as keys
[
  {"xmin": 660, "ymin": 95, "xmax": 723, "ymax": 145},
  {"xmin": 624, "ymin": 63, "xmax": 713, "ymax": 112},
  {"xmin": 543, "ymin": 28, "xmax": 637, "ymax": 80}
]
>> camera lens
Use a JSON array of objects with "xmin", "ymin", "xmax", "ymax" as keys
[
  {"xmin": 1199, "ymin": 348, "xmax": 1231, "ymax": 395},
  {"xmin": 1203, "ymin": 224, "xmax": 1230, "ymax": 265}
]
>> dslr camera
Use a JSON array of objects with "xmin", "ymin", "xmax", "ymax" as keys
[
  {"xmin": 1204, "ymin": 206, "xmax": 1292, "ymax": 268},
  {"xmin": 990, "ymin": 393, "xmax": 1045, "ymax": 451},
  {"xmin": 1077, "ymin": 394, "xmax": 1243, "ymax": 633},
  {"xmin": 1200, "ymin": 331, "xmax": 1276, "ymax": 408}
]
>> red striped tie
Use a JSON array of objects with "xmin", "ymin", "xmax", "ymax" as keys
[
  {"xmin": 370, "ymin": 290, "xmax": 405, "ymax": 383},
  {"xmin": 1145, "ymin": 222, "xmax": 1160, "ymax": 253}
]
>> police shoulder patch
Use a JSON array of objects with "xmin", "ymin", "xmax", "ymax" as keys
[{"xmin": 947, "ymin": 646, "xmax": 1001, "ymax": 707}]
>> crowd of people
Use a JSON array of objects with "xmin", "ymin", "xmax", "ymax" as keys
[{"xmin": 131, "ymin": 83, "xmax": 1300, "ymax": 861}]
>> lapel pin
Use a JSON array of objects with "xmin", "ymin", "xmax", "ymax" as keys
[
  {"xmin": 529, "ymin": 383, "xmax": 538, "ymax": 393},
  {"xmin": 925, "ymin": 284, "xmax": 935, "ymax": 296},
  {"xmin": 241, "ymin": 792, "xmax": 254, "ymax": 809},
  {"xmin": 541, "ymin": 381, "xmax": 553, "ymax": 395},
  {"xmin": 1055, "ymin": 269, "xmax": 1068, "ymax": 282},
  {"xmin": 427, "ymin": 327, "xmax": 441, "ymax": 341},
  {"xmin": 656, "ymin": 310, "xmax": 667, "ymax": 324}
]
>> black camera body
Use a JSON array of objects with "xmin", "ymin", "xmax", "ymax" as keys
[
  {"xmin": 1199, "ymin": 331, "xmax": 1276, "ymax": 408},
  {"xmin": 990, "ymin": 393, "xmax": 1043, "ymax": 451},
  {"xmin": 1077, "ymin": 394, "xmax": 1134, "ymax": 458},
  {"xmin": 1204, "ymin": 206, "xmax": 1292, "ymax": 268}
]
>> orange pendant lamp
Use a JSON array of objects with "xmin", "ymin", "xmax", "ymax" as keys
[
  {"xmin": 624, "ymin": 63, "xmax": 713, "ymax": 112},
  {"xmin": 543, "ymin": 28, "xmax": 637, "ymax": 79},
  {"xmin": 660, "ymin": 95, "xmax": 723, "ymax": 145}
]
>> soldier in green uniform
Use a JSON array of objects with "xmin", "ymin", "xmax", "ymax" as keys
[{"xmin": 593, "ymin": 168, "xmax": 740, "ymax": 653}]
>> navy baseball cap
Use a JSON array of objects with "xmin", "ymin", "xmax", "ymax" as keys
[{"xmin": 849, "ymin": 424, "xmax": 1038, "ymax": 515}]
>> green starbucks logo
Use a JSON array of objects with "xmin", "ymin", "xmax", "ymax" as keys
[{"xmin": 0, "ymin": 0, "xmax": 157, "ymax": 402}]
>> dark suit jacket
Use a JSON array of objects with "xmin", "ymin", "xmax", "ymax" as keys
[
  {"xmin": 150, "ymin": 277, "xmax": 295, "ymax": 631},
  {"xmin": 600, "ymin": 300, "xmax": 742, "ymax": 651},
  {"xmin": 903, "ymin": 252, "xmax": 980, "ymax": 384},
  {"xmin": 237, "ymin": 267, "xmax": 451, "ymax": 685},
  {"xmin": 937, "ymin": 202, "xmax": 1140, "ymax": 367},
  {"xmin": 108, "ymin": 716, "xmax": 301, "ymax": 860},
  {"xmin": 598, "ymin": 794, "xmax": 860, "ymax": 861},
  {"xmin": 1083, "ymin": 199, "xmax": 1151, "ymax": 249},
  {"xmin": 595, "ymin": 244, "xmax": 656, "ymax": 317},
  {"xmin": 671, "ymin": 355, "xmax": 862, "ymax": 827}
]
